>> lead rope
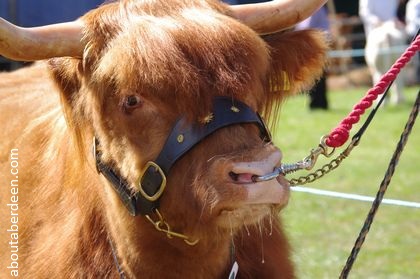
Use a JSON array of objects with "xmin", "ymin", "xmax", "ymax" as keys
[
  {"xmin": 287, "ymin": 76, "xmax": 391, "ymax": 186},
  {"xmin": 326, "ymin": 33, "xmax": 420, "ymax": 148},
  {"xmin": 275, "ymin": 31, "xmax": 420, "ymax": 185},
  {"xmin": 339, "ymin": 89, "xmax": 420, "ymax": 278},
  {"xmin": 108, "ymin": 236, "xmax": 126, "ymax": 279}
]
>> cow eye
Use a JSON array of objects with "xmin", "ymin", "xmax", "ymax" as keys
[{"xmin": 122, "ymin": 95, "xmax": 142, "ymax": 111}]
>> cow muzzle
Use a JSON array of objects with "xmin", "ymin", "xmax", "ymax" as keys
[
  {"xmin": 228, "ymin": 149, "xmax": 289, "ymax": 205},
  {"xmin": 204, "ymin": 147, "xmax": 290, "ymax": 229}
]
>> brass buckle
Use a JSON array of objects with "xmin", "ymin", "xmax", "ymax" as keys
[
  {"xmin": 138, "ymin": 161, "xmax": 167, "ymax": 202},
  {"xmin": 301, "ymin": 135, "xmax": 336, "ymax": 170}
]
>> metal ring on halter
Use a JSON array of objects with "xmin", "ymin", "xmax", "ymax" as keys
[
  {"xmin": 251, "ymin": 159, "xmax": 314, "ymax": 182},
  {"xmin": 252, "ymin": 167, "xmax": 283, "ymax": 182}
]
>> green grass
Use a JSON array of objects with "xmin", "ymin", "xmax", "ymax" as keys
[{"xmin": 272, "ymin": 87, "xmax": 420, "ymax": 278}]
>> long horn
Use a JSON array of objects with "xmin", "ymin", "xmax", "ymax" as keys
[
  {"xmin": 0, "ymin": 18, "xmax": 84, "ymax": 61},
  {"xmin": 231, "ymin": 0, "xmax": 328, "ymax": 34}
]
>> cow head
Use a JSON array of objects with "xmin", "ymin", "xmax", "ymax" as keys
[{"xmin": 0, "ymin": 0, "xmax": 327, "ymax": 246}]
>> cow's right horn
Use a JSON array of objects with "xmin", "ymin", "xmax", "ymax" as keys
[
  {"xmin": 231, "ymin": 0, "xmax": 327, "ymax": 35},
  {"xmin": 0, "ymin": 18, "xmax": 84, "ymax": 61}
]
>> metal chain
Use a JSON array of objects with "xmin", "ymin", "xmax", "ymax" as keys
[
  {"xmin": 289, "ymin": 138, "xmax": 358, "ymax": 186},
  {"xmin": 145, "ymin": 209, "xmax": 199, "ymax": 246}
]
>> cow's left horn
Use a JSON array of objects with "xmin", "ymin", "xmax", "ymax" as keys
[
  {"xmin": 231, "ymin": 0, "xmax": 327, "ymax": 34},
  {"xmin": 0, "ymin": 18, "xmax": 84, "ymax": 61}
]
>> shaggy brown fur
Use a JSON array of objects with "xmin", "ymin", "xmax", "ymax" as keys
[{"xmin": 0, "ymin": 0, "xmax": 328, "ymax": 278}]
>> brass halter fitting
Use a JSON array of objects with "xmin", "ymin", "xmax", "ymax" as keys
[
  {"xmin": 253, "ymin": 136, "xmax": 336, "ymax": 182},
  {"xmin": 280, "ymin": 135, "xmax": 336, "ymax": 174},
  {"xmin": 287, "ymin": 136, "xmax": 359, "ymax": 186},
  {"xmin": 301, "ymin": 135, "xmax": 336, "ymax": 171},
  {"xmin": 145, "ymin": 209, "xmax": 199, "ymax": 246}
]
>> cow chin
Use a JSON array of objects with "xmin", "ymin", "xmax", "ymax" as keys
[
  {"xmin": 215, "ymin": 176, "xmax": 290, "ymax": 230},
  {"xmin": 217, "ymin": 204, "xmax": 275, "ymax": 229}
]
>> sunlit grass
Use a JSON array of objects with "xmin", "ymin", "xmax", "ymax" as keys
[{"xmin": 272, "ymin": 86, "xmax": 420, "ymax": 278}]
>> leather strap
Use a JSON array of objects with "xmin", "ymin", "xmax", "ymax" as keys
[
  {"xmin": 95, "ymin": 97, "xmax": 271, "ymax": 216},
  {"xmin": 94, "ymin": 140, "xmax": 138, "ymax": 215}
]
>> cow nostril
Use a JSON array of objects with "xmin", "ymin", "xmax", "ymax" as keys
[{"xmin": 229, "ymin": 171, "xmax": 239, "ymax": 182}]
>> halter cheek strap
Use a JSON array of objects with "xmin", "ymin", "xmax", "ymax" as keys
[{"xmin": 94, "ymin": 97, "xmax": 271, "ymax": 216}]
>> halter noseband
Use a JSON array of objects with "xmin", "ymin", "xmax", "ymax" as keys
[{"xmin": 94, "ymin": 96, "xmax": 271, "ymax": 216}]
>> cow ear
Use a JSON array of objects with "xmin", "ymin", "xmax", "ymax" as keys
[
  {"xmin": 263, "ymin": 29, "xmax": 329, "ymax": 99},
  {"xmin": 49, "ymin": 58, "xmax": 82, "ymax": 107},
  {"xmin": 49, "ymin": 58, "xmax": 88, "ymax": 157}
]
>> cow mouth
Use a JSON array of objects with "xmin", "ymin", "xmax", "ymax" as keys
[
  {"xmin": 223, "ymin": 173, "xmax": 289, "ymax": 207},
  {"xmin": 229, "ymin": 150, "xmax": 289, "ymax": 205},
  {"xmin": 228, "ymin": 171, "xmax": 255, "ymax": 183}
]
